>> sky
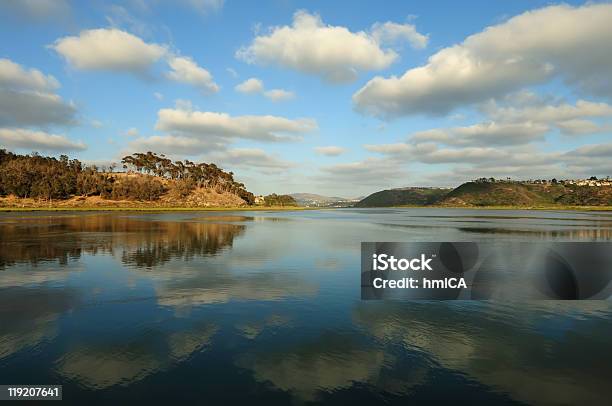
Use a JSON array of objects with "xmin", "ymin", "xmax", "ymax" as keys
[{"xmin": 1, "ymin": 0, "xmax": 611, "ymax": 197}]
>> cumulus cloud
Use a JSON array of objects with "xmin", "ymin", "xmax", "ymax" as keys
[
  {"xmin": 264, "ymin": 89, "xmax": 295, "ymax": 102},
  {"xmin": 354, "ymin": 3, "xmax": 612, "ymax": 117},
  {"xmin": 563, "ymin": 144, "xmax": 612, "ymax": 175},
  {"xmin": 481, "ymin": 96, "xmax": 612, "ymax": 135},
  {"xmin": 0, "ymin": 59, "xmax": 76, "ymax": 127},
  {"xmin": 128, "ymin": 134, "xmax": 225, "ymax": 156},
  {"xmin": 365, "ymin": 135, "xmax": 612, "ymax": 183},
  {"xmin": 365, "ymin": 141, "xmax": 558, "ymax": 165},
  {"xmin": 0, "ymin": 58, "xmax": 59, "ymax": 91},
  {"xmin": 0, "ymin": 128, "xmax": 85, "ymax": 152},
  {"xmin": 51, "ymin": 29, "xmax": 220, "ymax": 93},
  {"xmin": 0, "ymin": 91, "xmax": 76, "ymax": 127},
  {"xmin": 210, "ymin": 148, "xmax": 295, "ymax": 172},
  {"xmin": 371, "ymin": 21, "xmax": 428, "ymax": 49},
  {"xmin": 235, "ymin": 78, "xmax": 294, "ymax": 101},
  {"xmin": 396, "ymin": 92, "xmax": 612, "ymax": 152},
  {"xmin": 155, "ymin": 104, "xmax": 317, "ymax": 142},
  {"xmin": 410, "ymin": 121, "xmax": 549, "ymax": 146},
  {"xmin": 555, "ymin": 119, "xmax": 611, "ymax": 136},
  {"xmin": 235, "ymin": 78, "xmax": 264, "ymax": 94},
  {"xmin": 317, "ymin": 157, "xmax": 408, "ymax": 187},
  {"xmin": 51, "ymin": 28, "xmax": 166, "ymax": 74},
  {"xmin": 484, "ymin": 96, "xmax": 612, "ymax": 123},
  {"xmin": 569, "ymin": 143, "xmax": 612, "ymax": 159},
  {"xmin": 236, "ymin": 10, "xmax": 425, "ymax": 82},
  {"xmin": 314, "ymin": 146, "xmax": 346, "ymax": 156},
  {"xmin": 166, "ymin": 56, "xmax": 219, "ymax": 93}
]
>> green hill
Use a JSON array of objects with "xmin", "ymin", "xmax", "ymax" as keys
[
  {"xmin": 438, "ymin": 182, "xmax": 561, "ymax": 206},
  {"xmin": 438, "ymin": 182, "xmax": 612, "ymax": 206},
  {"xmin": 355, "ymin": 187, "xmax": 451, "ymax": 207},
  {"xmin": 356, "ymin": 182, "xmax": 612, "ymax": 207}
]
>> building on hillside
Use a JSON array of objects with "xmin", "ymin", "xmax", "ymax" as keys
[{"xmin": 254, "ymin": 195, "xmax": 265, "ymax": 205}]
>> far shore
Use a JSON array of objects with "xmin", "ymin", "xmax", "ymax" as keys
[
  {"xmin": 1, "ymin": 205, "xmax": 611, "ymax": 212},
  {"xmin": 391, "ymin": 204, "xmax": 612, "ymax": 211},
  {"xmin": 0, "ymin": 206, "xmax": 312, "ymax": 212}
]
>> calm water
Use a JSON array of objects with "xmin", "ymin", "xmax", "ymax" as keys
[{"xmin": 1, "ymin": 209, "xmax": 611, "ymax": 405}]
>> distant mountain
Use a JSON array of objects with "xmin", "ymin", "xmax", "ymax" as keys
[
  {"xmin": 355, "ymin": 187, "xmax": 450, "ymax": 207},
  {"xmin": 290, "ymin": 193, "xmax": 348, "ymax": 204}
]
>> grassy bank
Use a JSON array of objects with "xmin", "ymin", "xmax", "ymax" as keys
[
  {"xmin": 0, "ymin": 206, "xmax": 310, "ymax": 212},
  {"xmin": 1, "ymin": 205, "xmax": 612, "ymax": 212},
  {"xmin": 392, "ymin": 204, "xmax": 612, "ymax": 211}
]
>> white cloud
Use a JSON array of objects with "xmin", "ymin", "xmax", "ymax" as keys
[
  {"xmin": 154, "ymin": 92, "xmax": 164, "ymax": 100},
  {"xmin": 0, "ymin": 128, "xmax": 85, "ymax": 152},
  {"xmin": 569, "ymin": 143, "xmax": 612, "ymax": 158},
  {"xmin": 0, "ymin": 58, "xmax": 59, "ymax": 91},
  {"xmin": 563, "ymin": 144, "xmax": 612, "ymax": 176},
  {"xmin": 314, "ymin": 146, "xmax": 346, "ymax": 156},
  {"xmin": 166, "ymin": 56, "xmax": 219, "ymax": 93},
  {"xmin": 264, "ymin": 89, "xmax": 295, "ymax": 102},
  {"xmin": 91, "ymin": 120, "xmax": 103, "ymax": 128},
  {"xmin": 354, "ymin": 3, "xmax": 612, "ymax": 117},
  {"xmin": 235, "ymin": 78, "xmax": 264, "ymax": 94},
  {"xmin": 226, "ymin": 68, "xmax": 238, "ymax": 78},
  {"xmin": 410, "ymin": 121, "xmax": 549, "ymax": 146},
  {"xmin": 155, "ymin": 104, "xmax": 317, "ymax": 142},
  {"xmin": 0, "ymin": 59, "xmax": 76, "ymax": 127},
  {"xmin": 365, "ymin": 142, "xmax": 551, "ymax": 165},
  {"xmin": 235, "ymin": 78, "xmax": 294, "ymax": 101},
  {"xmin": 0, "ymin": 91, "xmax": 76, "ymax": 127},
  {"xmin": 555, "ymin": 119, "xmax": 610, "ymax": 135},
  {"xmin": 371, "ymin": 21, "xmax": 428, "ymax": 49},
  {"xmin": 317, "ymin": 157, "xmax": 408, "ymax": 188},
  {"xmin": 211, "ymin": 148, "xmax": 295, "ymax": 172},
  {"xmin": 138, "ymin": 104, "xmax": 316, "ymax": 156},
  {"xmin": 128, "ymin": 134, "xmax": 225, "ymax": 156},
  {"xmin": 236, "ymin": 10, "xmax": 415, "ymax": 83},
  {"xmin": 481, "ymin": 96, "xmax": 612, "ymax": 135},
  {"xmin": 51, "ymin": 28, "xmax": 166, "ymax": 74}
]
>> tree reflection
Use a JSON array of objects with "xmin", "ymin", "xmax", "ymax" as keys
[{"xmin": 0, "ymin": 215, "xmax": 246, "ymax": 268}]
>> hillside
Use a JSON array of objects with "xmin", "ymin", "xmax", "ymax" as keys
[
  {"xmin": 437, "ymin": 182, "xmax": 612, "ymax": 206},
  {"xmin": 0, "ymin": 150, "xmax": 254, "ymax": 208},
  {"xmin": 438, "ymin": 182, "xmax": 560, "ymax": 206},
  {"xmin": 355, "ymin": 187, "xmax": 451, "ymax": 207},
  {"xmin": 356, "ymin": 182, "xmax": 612, "ymax": 207}
]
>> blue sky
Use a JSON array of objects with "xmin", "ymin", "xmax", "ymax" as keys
[{"xmin": 1, "ymin": 0, "xmax": 611, "ymax": 197}]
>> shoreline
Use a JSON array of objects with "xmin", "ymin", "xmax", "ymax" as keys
[
  {"xmin": 0, "ymin": 206, "xmax": 311, "ymax": 212},
  {"xmin": 389, "ymin": 205, "xmax": 612, "ymax": 211},
  {"xmin": 1, "ymin": 205, "xmax": 611, "ymax": 212}
]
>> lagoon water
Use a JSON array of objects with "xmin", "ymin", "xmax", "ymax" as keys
[{"xmin": 1, "ymin": 208, "xmax": 611, "ymax": 405}]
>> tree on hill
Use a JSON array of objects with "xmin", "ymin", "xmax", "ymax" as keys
[
  {"xmin": 0, "ymin": 149, "xmax": 254, "ymax": 204},
  {"xmin": 263, "ymin": 194, "xmax": 298, "ymax": 206}
]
